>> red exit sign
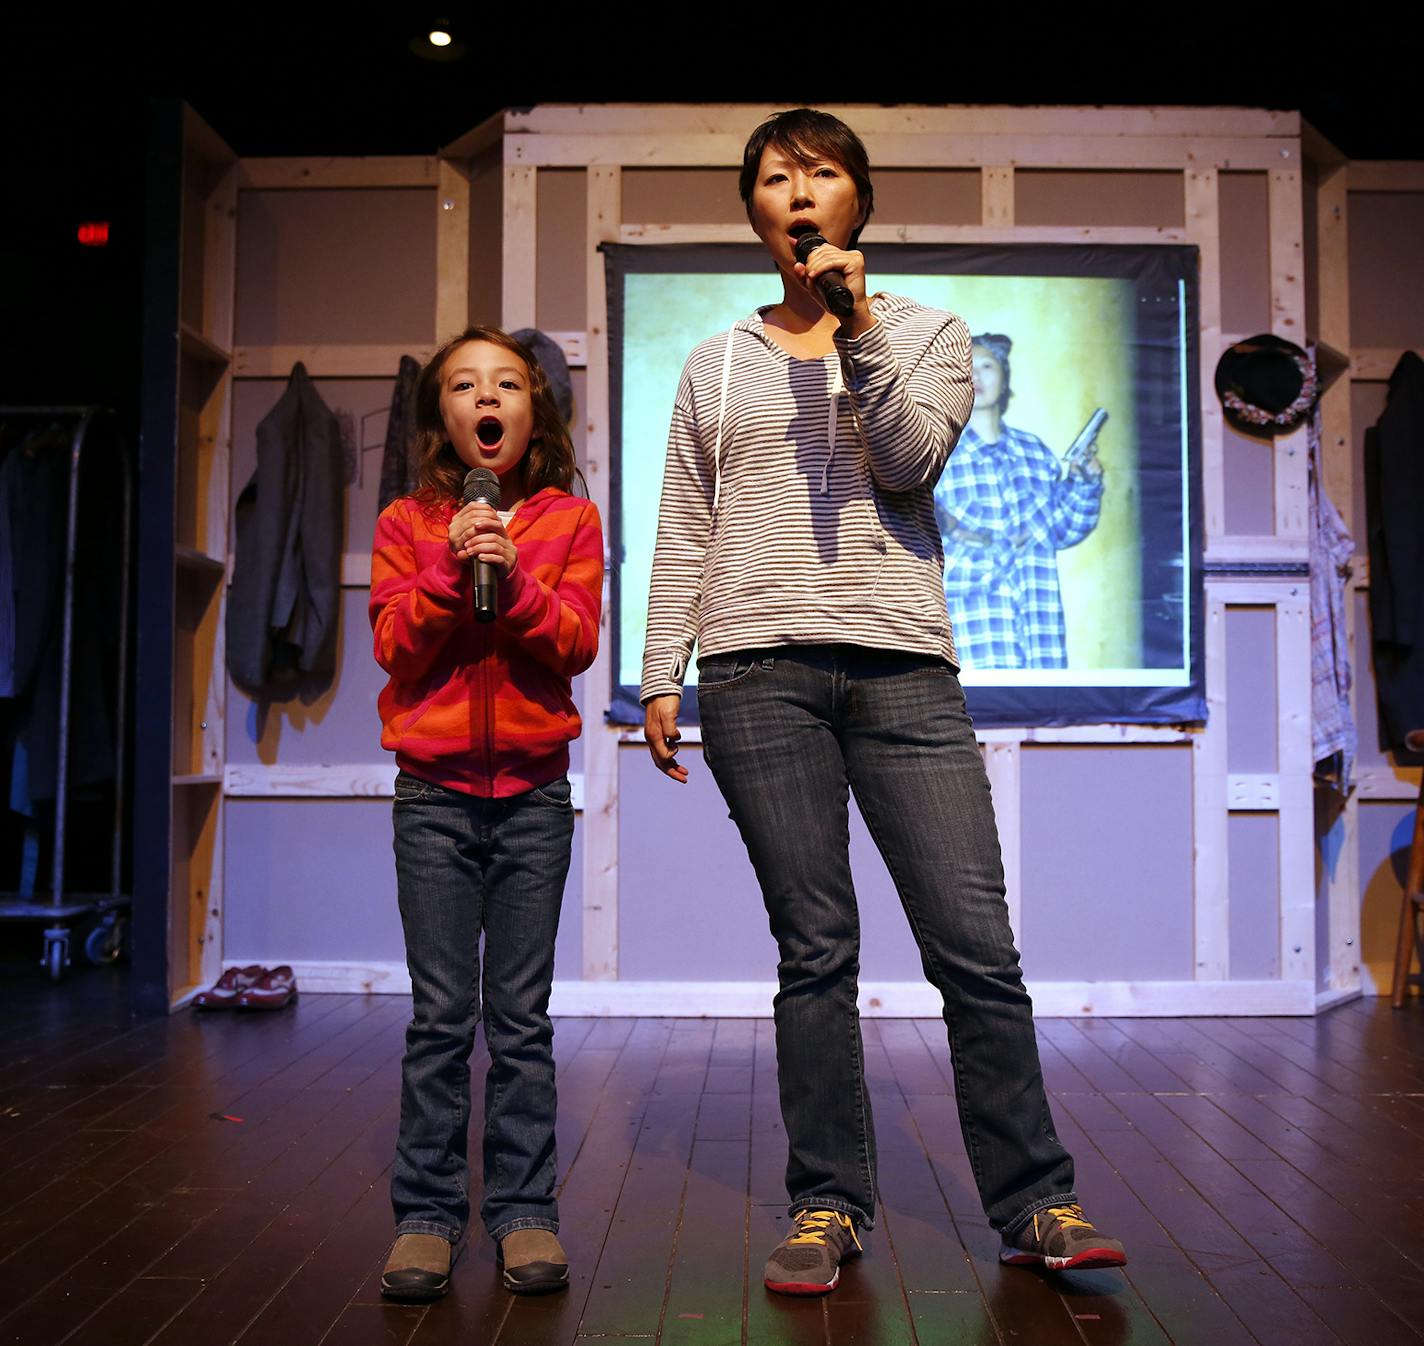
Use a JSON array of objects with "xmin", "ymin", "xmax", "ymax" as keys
[{"xmin": 77, "ymin": 222, "xmax": 110, "ymax": 247}]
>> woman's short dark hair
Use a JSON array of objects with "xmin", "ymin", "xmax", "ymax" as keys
[{"xmin": 738, "ymin": 108, "xmax": 874, "ymax": 247}]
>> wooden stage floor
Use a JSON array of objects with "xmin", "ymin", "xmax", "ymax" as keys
[{"xmin": 1, "ymin": 974, "xmax": 1421, "ymax": 1345}]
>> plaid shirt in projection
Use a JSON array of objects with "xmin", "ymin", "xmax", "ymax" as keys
[{"xmin": 933, "ymin": 424, "xmax": 1102, "ymax": 670}]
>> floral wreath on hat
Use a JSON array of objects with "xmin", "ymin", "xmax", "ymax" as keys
[{"xmin": 1219, "ymin": 343, "xmax": 1318, "ymax": 429}]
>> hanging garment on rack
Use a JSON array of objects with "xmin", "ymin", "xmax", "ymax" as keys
[
  {"xmin": 0, "ymin": 458, "xmax": 15, "ymax": 700},
  {"xmin": 0, "ymin": 421, "xmax": 122, "ymax": 801},
  {"xmin": 227, "ymin": 362, "xmax": 344, "ymax": 695},
  {"xmin": 1364, "ymin": 350, "xmax": 1424, "ymax": 753},
  {"xmin": 378, "ymin": 354, "xmax": 422, "ymax": 511}
]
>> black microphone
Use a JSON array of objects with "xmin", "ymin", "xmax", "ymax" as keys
[
  {"xmin": 793, "ymin": 232, "xmax": 856, "ymax": 318},
  {"xmin": 461, "ymin": 467, "xmax": 501, "ymax": 623}
]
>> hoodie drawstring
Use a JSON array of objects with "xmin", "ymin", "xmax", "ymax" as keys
[
  {"xmin": 820, "ymin": 360, "xmax": 844, "ymax": 496},
  {"xmin": 712, "ymin": 328, "xmax": 736, "ymax": 514}
]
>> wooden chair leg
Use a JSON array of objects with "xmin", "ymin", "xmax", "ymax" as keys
[
  {"xmin": 1394, "ymin": 892, "xmax": 1421, "ymax": 1008},
  {"xmin": 1393, "ymin": 775, "xmax": 1424, "ymax": 1009}
]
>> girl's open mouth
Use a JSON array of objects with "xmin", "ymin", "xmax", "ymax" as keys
[{"xmin": 476, "ymin": 416, "xmax": 504, "ymax": 448}]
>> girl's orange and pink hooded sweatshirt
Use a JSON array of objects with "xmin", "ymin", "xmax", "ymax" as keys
[{"xmin": 370, "ymin": 488, "xmax": 603, "ymax": 797}]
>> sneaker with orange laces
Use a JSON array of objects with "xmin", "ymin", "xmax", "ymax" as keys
[
  {"xmin": 763, "ymin": 1209, "xmax": 862, "ymax": 1295},
  {"xmin": 999, "ymin": 1204, "xmax": 1127, "ymax": 1271}
]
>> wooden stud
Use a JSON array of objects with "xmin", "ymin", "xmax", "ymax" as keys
[
  {"xmin": 1185, "ymin": 169, "xmax": 1224, "ymax": 553},
  {"xmin": 1275, "ymin": 588, "xmax": 1315, "ymax": 984},
  {"xmin": 1313, "ymin": 160, "xmax": 1362, "ymax": 1000},
  {"xmin": 435, "ymin": 158, "xmax": 471, "ymax": 342},
  {"xmin": 1192, "ymin": 593, "xmax": 1229, "ymax": 981},
  {"xmin": 620, "ymin": 223, "xmax": 1186, "ymax": 246},
  {"xmin": 1352, "ymin": 347, "xmax": 1421, "ymax": 380},
  {"xmin": 195, "ymin": 156, "xmax": 238, "ymax": 991},
  {"xmin": 244, "ymin": 966, "xmax": 1315, "ymax": 1016},
  {"xmin": 1343, "ymin": 160, "xmax": 1424, "ymax": 192},
  {"xmin": 1205, "ymin": 535, "xmax": 1309, "ymax": 564},
  {"xmin": 505, "ymin": 132, "xmax": 1296, "ymax": 172},
  {"xmin": 438, "ymin": 109, "xmax": 506, "ymax": 161},
  {"xmin": 508, "ymin": 104, "xmax": 1299, "ymax": 140},
  {"xmin": 582, "ymin": 165, "xmax": 623, "ymax": 983},
  {"xmin": 233, "ymin": 345, "xmax": 433, "ymax": 379},
  {"xmin": 238, "ymin": 156, "xmax": 439, "ymax": 189},
  {"xmin": 1269, "ymin": 167, "xmax": 1309, "ymax": 543},
  {"xmin": 501, "ymin": 165, "xmax": 537, "ymax": 330},
  {"xmin": 980, "ymin": 166, "xmax": 1014, "ymax": 227}
]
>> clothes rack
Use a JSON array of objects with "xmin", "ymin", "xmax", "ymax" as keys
[{"xmin": 0, "ymin": 406, "xmax": 132, "ymax": 979}]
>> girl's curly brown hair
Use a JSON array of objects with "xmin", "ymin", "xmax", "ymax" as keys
[{"xmin": 412, "ymin": 326, "xmax": 579, "ymax": 507}]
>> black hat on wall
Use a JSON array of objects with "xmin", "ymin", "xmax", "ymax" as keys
[{"xmin": 1214, "ymin": 334, "xmax": 1318, "ymax": 433}]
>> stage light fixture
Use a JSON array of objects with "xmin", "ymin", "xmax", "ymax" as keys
[{"xmin": 409, "ymin": 19, "xmax": 465, "ymax": 61}]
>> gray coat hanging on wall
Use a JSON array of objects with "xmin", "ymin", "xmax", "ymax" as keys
[{"xmin": 227, "ymin": 362, "xmax": 343, "ymax": 696}]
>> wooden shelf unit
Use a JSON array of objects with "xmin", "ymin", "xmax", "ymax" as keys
[{"xmin": 135, "ymin": 101, "xmax": 236, "ymax": 1013}]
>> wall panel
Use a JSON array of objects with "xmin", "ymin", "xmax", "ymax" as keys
[
  {"xmin": 1221, "ymin": 422, "xmax": 1276, "ymax": 535},
  {"xmin": 1015, "ymin": 170, "xmax": 1184, "ymax": 227},
  {"xmin": 1229, "ymin": 813, "xmax": 1280, "ymax": 979},
  {"xmin": 622, "ymin": 168, "xmax": 744, "ymax": 224},
  {"xmin": 1218, "ymin": 171, "xmax": 1271, "ymax": 335},
  {"xmin": 1348, "ymin": 192, "xmax": 1424, "ymax": 348},
  {"xmin": 615, "ymin": 746, "xmax": 926, "ymax": 983},
  {"xmin": 467, "ymin": 144, "xmax": 503, "ymax": 329},
  {"xmin": 873, "ymin": 169, "xmax": 981, "ymax": 225},
  {"xmin": 235, "ymin": 188, "xmax": 436, "ymax": 345},
  {"xmin": 226, "ymin": 589, "xmax": 382, "ymax": 766},
  {"xmin": 1225, "ymin": 607, "xmax": 1278, "ymax": 772},
  {"xmin": 223, "ymin": 799, "xmax": 586, "ymax": 982},
  {"xmin": 1020, "ymin": 746, "xmax": 1195, "ymax": 981},
  {"xmin": 536, "ymin": 169, "xmax": 587, "ymax": 332}
]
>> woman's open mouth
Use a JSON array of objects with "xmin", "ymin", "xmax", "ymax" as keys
[
  {"xmin": 475, "ymin": 416, "xmax": 504, "ymax": 449},
  {"xmin": 788, "ymin": 219, "xmax": 820, "ymax": 247}
]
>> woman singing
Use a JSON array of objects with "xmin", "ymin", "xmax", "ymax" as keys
[{"xmin": 641, "ymin": 108, "xmax": 1125, "ymax": 1295}]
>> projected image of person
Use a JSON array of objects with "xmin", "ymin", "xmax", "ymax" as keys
[
  {"xmin": 934, "ymin": 335, "xmax": 1104, "ymax": 669},
  {"xmin": 641, "ymin": 108, "xmax": 1126, "ymax": 1295}
]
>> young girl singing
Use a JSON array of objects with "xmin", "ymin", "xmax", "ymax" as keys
[{"xmin": 370, "ymin": 327, "xmax": 602, "ymax": 1300}]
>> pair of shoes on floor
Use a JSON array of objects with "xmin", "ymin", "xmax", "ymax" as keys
[
  {"xmin": 380, "ymin": 1229, "xmax": 569, "ymax": 1301},
  {"xmin": 193, "ymin": 964, "xmax": 298, "ymax": 1010},
  {"xmin": 762, "ymin": 1204, "xmax": 1127, "ymax": 1295}
]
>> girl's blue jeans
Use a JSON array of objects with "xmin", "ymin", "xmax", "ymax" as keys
[{"xmin": 390, "ymin": 770, "xmax": 573, "ymax": 1243}]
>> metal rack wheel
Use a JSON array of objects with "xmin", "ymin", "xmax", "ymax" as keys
[
  {"xmin": 85, "ymin": 915, "xmax": 125, "ymax": 966},
  {"xmin": 43, "ymin": 926, "xmax": 71, "ymax": 982}
]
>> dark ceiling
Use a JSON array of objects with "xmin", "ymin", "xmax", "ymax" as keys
[{"xmin": 2, "ymin": 12, "xmax": 1413, "ymax": 410}]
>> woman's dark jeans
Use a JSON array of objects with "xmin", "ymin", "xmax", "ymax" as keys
[
  {"xmin": 389, "ymin": 770, "xmax": 573, "ymax": 1243},
  {"xmin": 696, "ymin": 645, "xmax": 1076, "ymax": 1236}
]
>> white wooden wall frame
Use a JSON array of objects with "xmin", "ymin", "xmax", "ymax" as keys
[{"xmin": 210, "ymin": 106, "xmax": 1421, "ymax": 1015}]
